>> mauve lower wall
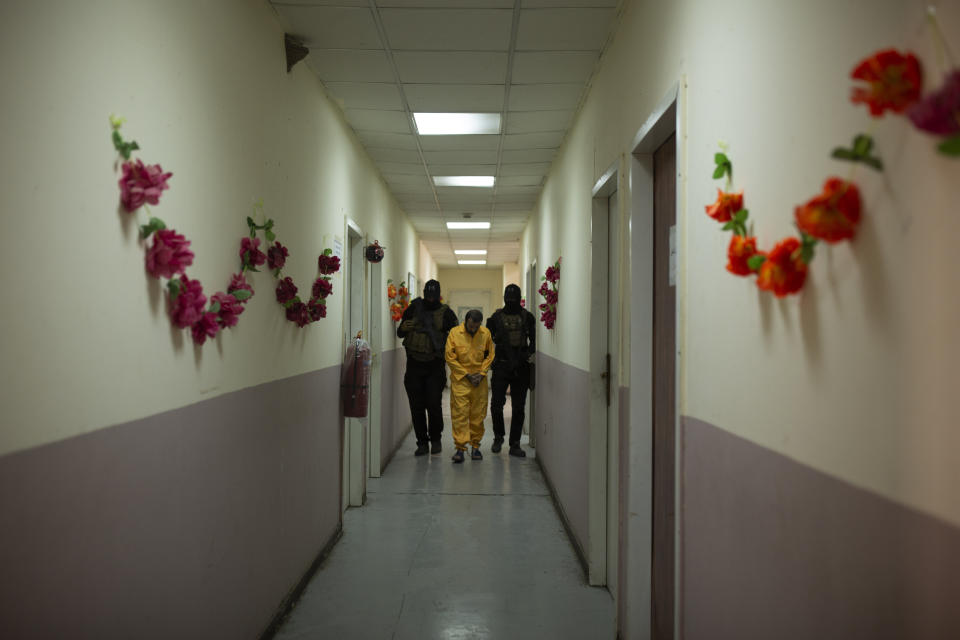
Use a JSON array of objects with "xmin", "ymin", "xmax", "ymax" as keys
[
  {"xmin": 682, "ymin": 417, "xmax": 960, "ymax": 640},
  {"xmin": 380, "ymin": 347, "xmax": 412, "ymax": 470},
  {"xmin": 0, "ymin": 368, "xmax": 342, "ymax": 640},
  {"xmin": 533, "ymin": 353, "xmax": 590, "ymax": 557}
]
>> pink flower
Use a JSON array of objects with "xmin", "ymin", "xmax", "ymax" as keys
[
  {"xmin": 312, "ymin": 277, "xmax": 334, "ymax": 299},
  {"xmin": 286, "ymin": 301, "xmax": 311, "ymax": 327},
  {"xmin": 318, "ymin": 254, "xmax": 341, "ymax": 275},
  {"xmin": 907, "ymin": 70, "xmax": 960, "ymax": 136},
  {"xmin": 276, "ymin": 277, "xmax": 298, "ymax": 303},
  {"xmin": 240, "ymin": 237, "xmax": 266, "ymax": 268},
  {"xmin": 545, "ymin": 265, "xmax": 560, "ymax": 283},
  {"xmin": 540, "ymin": 308, "xmax": 556, "ymax": 329},
  {"xmin": 191, "ymin": 312, "xmax": 220, "ymax": 345},
  {"xmin": 170, "ymin": 276, "xmax": 206, "ymax": 329},
  {"xmin": 538, "ymin": 281, "xmax": 550, "ymax": 296},
  {"xmin": 119, "ymin": 159, "xmax": 172, "ymax": 212},
  {"xmin": 267, "ymin": 242, "xmax": 289, "ymax": 270},
  {"xmin": 145, "ymin": 228, "xmax": 194, "ymax": 279},
  {"xmin": 211, "ymin": 291, "xmax": 244, "ymax": 328},
  {"xmin": 227, "ymin": 272, "xmax": 253, "ymax": 302},
  {"xmin": 308, "ymin": 298, "xmax": 327, "ymax": 321},
  {"xmin": 544, "ymin": 288, "xmax": 558, "ymax": 305}
]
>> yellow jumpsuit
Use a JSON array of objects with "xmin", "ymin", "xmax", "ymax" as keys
[{"xmin": 445, "ymin": 324, "xmax": 495, "ymax": 451}]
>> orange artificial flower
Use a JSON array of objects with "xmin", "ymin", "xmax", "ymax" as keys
[
  {"xmin": 756, "ymin": 237, "xmax": 808, "ymax": 297},
  {"xmin": 850, "ymin": 49, "xmax": 922, "ymax": 117},
  {"xmin": 398, "ymin": 285, "xmax": 408, "ymax": 298},
  {"xmin": 387, "ymin": 283, "xmax": 397, "ymax": 299},
  {"xmin": 705, "ymin": 189, "xmax": 744, "ymax": 223},
  {"xmin": 726, "ymin": 234, "xmax": 759, "ymax": 276},
  {"xmin": 794, "ymin": 178, "xmax": 861, "ymax": 243}
]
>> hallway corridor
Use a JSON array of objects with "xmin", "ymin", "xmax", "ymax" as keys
[{"xmin": 275, "ymin": 393, "xmax": 614, "ymax": 639}]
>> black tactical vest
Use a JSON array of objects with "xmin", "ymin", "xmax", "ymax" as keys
[{"xmin": 403, "ymin": 304, "xmax": 449, "ymax": 361}]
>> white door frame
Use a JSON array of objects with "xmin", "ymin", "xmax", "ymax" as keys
[
  {"xmin": 368, "ymin": 259, "xmax": 382, "ymax": 478},
  {"xmin": 525, "ymin": 259, "xmax": 537, "ymax": 448},
  {"xmin": 625, "ymin": 81, "xmax": 684, "ymax": 639},
  {"xmin": 342, "ymin": 218, "xmax": 368, "ymax": 510},
  {"xmin": 587, "ymin": 160, "xmax": 620, "ymax": 587}
]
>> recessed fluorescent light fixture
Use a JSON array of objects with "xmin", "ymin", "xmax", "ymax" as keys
[
  {"xmin": 454, "ymin": 249, "xmax": 488, "ymax": 255},
  {"xmin": 433, "ymin": 176, "xmax": 495, "ymax": 188},
  {"xmin": 414, "ymin": 112, "xmax": 501, "ymax": 136},
  {"xmin": 446, "ymin": 222, "xmax": 491, "ymax": 230},
  {"xmin": 457, "ymin": 260, "xmax": 487, "ymax": 265}
]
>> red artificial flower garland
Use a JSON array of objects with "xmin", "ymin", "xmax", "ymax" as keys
[
  {"xmin": 112, "ymin": 119, "xmax": 337, "ymax": 346},
  {"xmin": 538, "ymin": 257, "xmax": 561, "ymax": 329}
]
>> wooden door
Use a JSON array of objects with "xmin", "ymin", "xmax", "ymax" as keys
[{"xmin": 651, "ymin": 133, "xmax": 676, "ymax": 640}]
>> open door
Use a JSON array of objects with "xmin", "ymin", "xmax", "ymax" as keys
[{"xmin": 342, "ymin": 220, "xmax": 368, "ymax": 512}]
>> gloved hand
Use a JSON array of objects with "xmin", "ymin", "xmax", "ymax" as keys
[
  {"xmin": 400, "ymin": 320, "xmax": 416, "ymax": 332},
  {"xmin": 527, "ymin": 354, "xmax": 536, "ymax": 364}
]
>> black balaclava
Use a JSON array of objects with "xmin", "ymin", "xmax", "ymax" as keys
[
  {"xmin": 423, "ymin": 279, "xmax": 441, "ymax": 310},
  {"xmin": 503, "ymin": 284, "xmax": 522, "ymax": 314}
]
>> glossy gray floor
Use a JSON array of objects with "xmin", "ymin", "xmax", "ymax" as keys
[{"xmin": 274, "ymin": 390, "xmax": 614, "ymax": 639}]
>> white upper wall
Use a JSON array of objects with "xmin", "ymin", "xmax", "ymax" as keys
[
  {"xmin": 522, "ymin": 0, "xmax": 960, "ymax": 525},
  {"xmin": 0, "ymin": 0, "xmax": 420, "ymax": 456}
]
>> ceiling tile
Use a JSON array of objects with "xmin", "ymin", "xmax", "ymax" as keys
[
  {"xmin": 428, "ymin": 164, "xmax": 498, "ymax": 176},
  {"xmin": 306, "ymin": 50, "xmax": 395, "ymax": 83},
  {"xmin": 438, "ymin": 188, "xmax": 496, "ymax": 202},
  {"xmin": 512, "ymin": 51, "xmax": 599, "ymax": 83},
  {"xmin": 381, "ymin": 9, "xmax": 513, "ymax": 50},
  {"xmin": 381, "ymin": 0, "xmax": 514, "ymax": 6},
  {"xmin": 422, "ymin": 150, "xmax": 499, "ymax": 165},
  {"xmin": 322, "ymin": 82, "xmax": 403, "ymax": 110},
  {"xmin": 394, "ymin": 52, "xmax": 508, "ymax": 84},
  {"xmin": 505, "ymin": 110, "xmax": 573, "ymax": 134},
  {"xmin": 502, "ymin": 131, "xmax": 565, "ymax": 149},
  {"xmin": 404, "ymin": 84, "xmax": 505, "ymax": 112},
  {"xmin": 273, "ymin": 0, "xmax": 368, "ymax": 5},
  {"xmin": 357, "ymin": 131, "xmax": 418, "ymax": 149},
  {"xmin": 275, "ymin": 6, "xmax": 381, "ymax": 50},
  {"xmin": 497, "ymin": 185, "xmax": 541, "ymax": 197},
  {"xmin": 344, "ymin": 109, "xmax": 411, "ymax": 133},
  {"xmin": 498, "ymin": 175, "xmax": 543, "ymax": 187},
  {"xmin": 500, "ymin": 162, "xmax": 551, "ymax": 176},
  {"xmin": 383, "ymin": 173, "xmax": 431, "ymax": 186},
  {"xmin": 368, "ymin": 147, "xmax": 422, "ymax": 163},
  {"xmin": 516, "ymin": 8, "xmax": 617, "ymax": 51},
  {"xmin": 376, "ymin": 161, "xmax": 426, "ymax": 175},
  {"xmin": 501, "ymin": 148, "xmax": 556, "ymax": 164},
  {"xmin": 418, "ymin": 135, "xmax": 501, "ymax": 151},
  {"xmin": 521, "ymin": 0, "xmax": 618, "ymax": 7},
  {"xmin": 508, "ymin": 83, "xmax": 583, "ymax": 110}
]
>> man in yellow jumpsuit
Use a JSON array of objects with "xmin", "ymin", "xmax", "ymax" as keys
[{"xmin": 445, "ymin": 309, "xmax": 495, "ymax": 463}]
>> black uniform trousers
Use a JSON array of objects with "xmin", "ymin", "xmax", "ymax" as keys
[
  {"xmin": 490, "ymin": 362, "xmax": 530, "ymax": 446},
  {"xmin": 403, "ymin": 357, "xmax": 446, "ymax": 445}
]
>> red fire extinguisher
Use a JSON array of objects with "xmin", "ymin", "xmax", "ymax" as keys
[{"xmin": 341, "ymin": 332, "xmax": 371, "ymax": 418}]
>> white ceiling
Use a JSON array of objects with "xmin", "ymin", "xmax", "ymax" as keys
[{"xmin": 270, "ymin": 0, "xmax": 622, "ymax": 267}]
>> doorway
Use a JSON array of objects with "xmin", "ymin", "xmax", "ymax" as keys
[
  {"xmin": 626, "ymin": 86, "xmax": 680, "ymax": 640},
  {"xmin": 525, "ymin": 260, "xmax": 537, "ymax": 448},
  {"xmin": 367, "ymin": 259, "xmax": 382, "ymax": 479},
  {"xmin": 342, "ymin": 220, "xmax": 367, "ymax": 512}
]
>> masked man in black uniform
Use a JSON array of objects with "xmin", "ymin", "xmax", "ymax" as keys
[
  {"xmin": 486, "ymin": 284, "xmax": 536, "ymax": 457},
  {"xmin": 397, "ymin": 279, "xmax": 459, "ymax": 456}
]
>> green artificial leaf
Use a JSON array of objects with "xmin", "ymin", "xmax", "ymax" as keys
[
  {"xmin": 167, "ymin": 278, "xmax": 182, "ymax": 301},
  {"xmin": 273, "ymin": 268, "xmax": 281, "ymax": 278},
  {"xmin": 209, "ymin": 301, "xmax": 221, "ymax": 314},
  {"xmin": 722, "ymin": 220, "xmax": 736, "ymax": 232},
  {"xmin": 247, "ymin": 265, "xmax": 260, "ymax": 273},
  {"xmin": 149, "ymin": 217, "xmax": 166, "ymax": 231},
  {"xmin": 734, "ymin": 208, "xmax": 748, "ymax": 224},
  {"xmin": 112, "ymin": 130, "xmax": 123, "ymax": 149},
  {"xmin": 140, "ymin": 224, "xmax": 153, "ymax": 239},
  {"xmin": 801, "ymin": 244, "xmax": 815, "ymax": 264},
  {"xmin": 323, "ymin": 248, "xmax": 332, "ymax": 256},
  {"xmin": 853, "ymin": 134, "xmax": 873, "ymax": 156},
  {"xmin": 937, "ymin": 135, "xmax": 960, "ymax": 156},
  {"xmin": 246, "ymin": 216, "xmax": 255, "ymax": 230},
  {"xmin": 265, "ymin": 230, "xmax": 276, "ymax": 242},
  {"xmin": 747, "ymin": 254, "xmax": 766, "ymax": 271},
  {"xmin": 712, "ymin": 166, "xmax": 725, "ymax": 179},
  {"xmin": 714, "ymin": 152, "xmax": 729, "ymax": 165},
  {"xmin": 831, "ymin": 148, "xmax": 857, "ymax": 160},
  {"xmin": 230, "ymin": 289, "xmax": 252, "ymax": 301},
  {"xmin": 266, "ymin": 219, "xmax": 274, "ymax": 229}
]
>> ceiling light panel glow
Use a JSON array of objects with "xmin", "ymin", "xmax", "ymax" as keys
[
  {"xmin": 414, "ymin": 113, "xmax": 501, "ymax": 136},
  {"xmin": 446, "ymin": 222, "xmax": 491, "ymax": 230},
  {"xmin": 433, "ymin": 176, "xmax": 495, "ymax": 188},
  {"xmin": 454, "ymin": 250, "xmax": 488, "ymax": 255},
  {"xmin": 457, "ymin": 260, "xmax": 487, "ymax": 265}
]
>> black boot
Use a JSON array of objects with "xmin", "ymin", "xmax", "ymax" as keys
[
  {"xmin": 509, "ymin": 445, "xmax": 526, "ymax": 458},
  {"xmin": 415, "ymin": 443, "xmax": 429, "ymax": 456},
  {"xmin": 431, "ymin": 440, "xmax": 442, "ymax": 454},
  {"xmin": 491, "ymin": 438, "xmax": 503, "ymax": 453}
]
